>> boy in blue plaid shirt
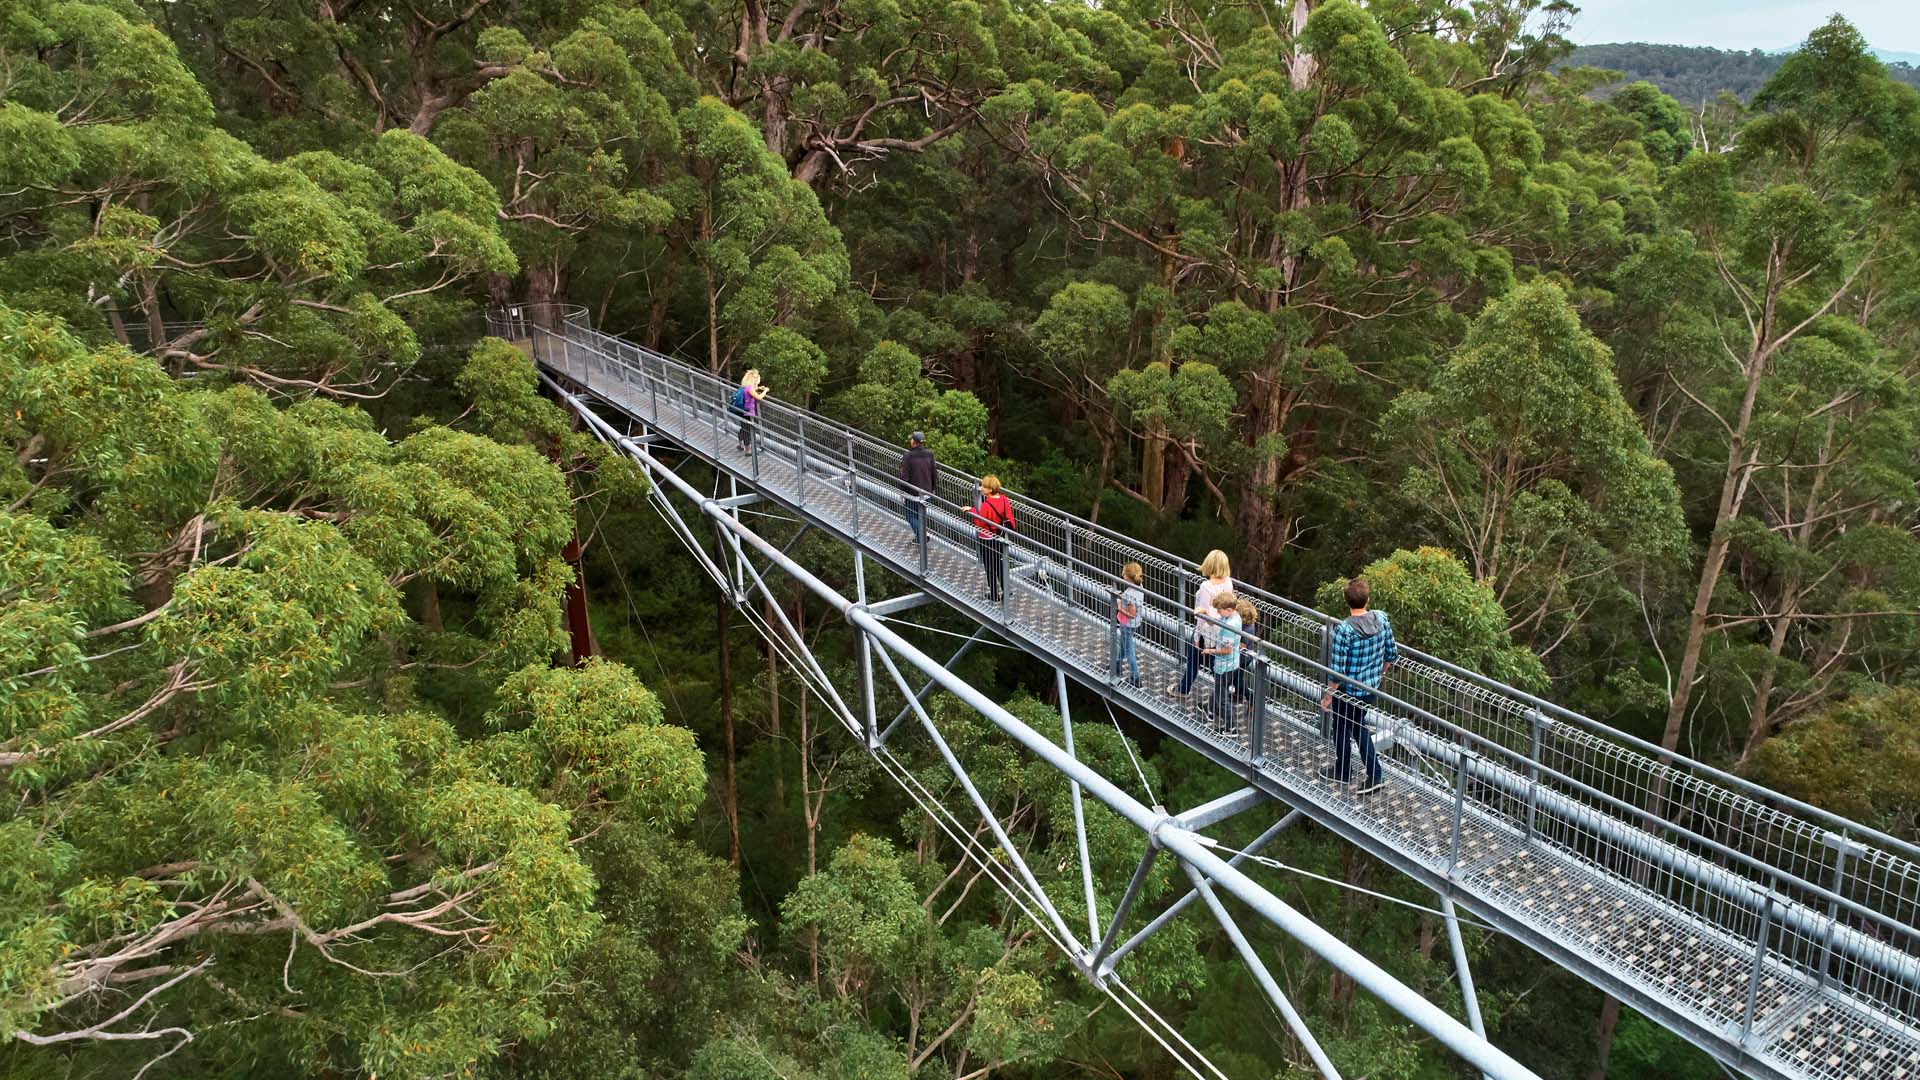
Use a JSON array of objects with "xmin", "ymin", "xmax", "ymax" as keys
[{"xmin": 1319, "ymin": 577, "xmax": 1397, "ymax": 793}]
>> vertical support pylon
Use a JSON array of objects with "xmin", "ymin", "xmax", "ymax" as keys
[
  {"xmin": 1058, "ymin": 668, "xmax": 1102, "ymax": 949},
  {"xmin": 855, "ymin": 553, "xmax": 879, "ymax": 750},
  {"xmin": 878, "ymin": 625, "xmax": 990, "ymax": 746},
  {"xmin": 1442, "ymin": 895, "xmax": 1490, "ymax": 1080},
  {"xmin": 727, "ymin": 476, "xmax": 747, "ymax": 601},
  {"xmin": 1180, "ymin": 861, "xmax": 1342, "ymax": 1079}
]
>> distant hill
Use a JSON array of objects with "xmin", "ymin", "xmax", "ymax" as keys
[{"xmin": 1566, "ymin": 43, "xmax": 1920, "ymax": 104}]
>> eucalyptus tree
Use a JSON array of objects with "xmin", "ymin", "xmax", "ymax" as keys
[
  {"xmin": 1714, "ymin": 304, "xmax": 1920, "ymax": 760},
  {"xmin": 1654, "ymin": 16, "xmax": 1920, "ymax": 752},
  {"xmin": 985, "ymin": 0, "xmax": 1585, "ymax": 583},
  {"xmin": 431, "ymin": 9, "xmax": 688, "ymax": 307},
  {"xmin": 0, "ymin": 0, "xmax": 515, "ymax": 390},
  {"xmin": 160, "ymin": 0, "xmax": 531, "ymax": 141},
  {"xmin": 0, "ymin": 311, "xmax": 706, "ymax": 1077},
  {"xmin": 826, "ymin": 341, "xmax": 991, "ymax": 472},
  {"xmin": 1316, "ymin": 546, "xmax": 1547, "ymax": 693},
  {"xmin": 1384, "ymin": 280, "xmax": 1685, "ymax": 659},
  {"xmin": 664, "ymin": 0, "xmax": 1135, "ymax": 190}
]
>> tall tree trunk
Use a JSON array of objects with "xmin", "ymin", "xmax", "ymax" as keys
[
  {"xmin": 645, "ymin": 254, "xmax": 674, "ymax": 350},
  {"xmin": 1589, "ymin": 995, "xmax": 1623, "ymax": 1080},
  {"xmin": 419, "ymin": 578, "xmax": 443, "ymax": 633},
  {"xmin": 103, "ymin": 295, "xmax": 130, "ymax": 346},
  {"xmin": 802, "ymin": 700, "xmax": 817, "ymax": 879},
  {"xmin": 1660, "ymin": 367, "xmax": 1764, "ymax": 751},
  {"xmin": 1142, "ymin": 417, "xmax": 1167, "ymax": 510},
  {"xmin": 1740, "ymin": 607, "xmax": 1796, "ymax": 762},
  {"xmin": 140, "ymin": 275, "xmax": 170, "ymax": 372},
  {"xmin": 527, "ymin": 258, "xmax": 563, "ymax": 309},
  {"xmin": 718, "ymin": 594, "xmax": 741, "ymax": 870},
  {"xmin": 960, "ymin": 215, "xmax": 980, "ymax": 285},
  {"xmin": 1090, "ymin": 432, "xmax": 1113, "ymax": 523},
  {"xmin": 560, "ymin": 536, "xmax": 597, "ymax": 665},
  {"xmin": 1235, "ymin": 373, "xmax": 1292, "ymax": 585},
  {"xmin": 1287, "ymin": 0, "xmax": 1318, "ymax": 91},
  {"xmin": 1162, "ymin": 438, "xmax": 1194, "ymax": 516},
  {"xmin": 767, "ymin": 596, "xmax": 783, "ymax": 807},
  {"xmin": 702, "ymin": 202, "xmax": 723, "ymax": 373}
]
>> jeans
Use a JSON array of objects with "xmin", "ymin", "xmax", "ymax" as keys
[
  {"xmin": 1330, "ymin": 693, "xmax": 1381, "ymax": 785},
  {"xmin": 1178, "ymin": 634, "xmax": 1204, "ymax": 694},
  {"xmin": 977, "ymin": 535, "xmax": 1006, "ymax": 600},
  {"xmin": 1114, "ymin": 624, "xmax": 1140, "ymax": 685},
  {"xmin": 902, "ymin": 497, "xmax": 926, "ymax": 544},
  {"xmin": 1212, "ymin": 668, "xmax": 1239, "ymax": 732},
  {"xmin": 734, "ymin": 413, "xmax": 754, "ymax": 451}
]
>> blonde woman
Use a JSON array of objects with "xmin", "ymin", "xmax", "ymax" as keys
[
  {"xmin": 1169, "ymin": 549, "xmax": 1232, "ymax": 697},
  {"xmin": 970, "ymin": 475, "xmax": 1016, "ymax": 602},
  {"xmin": 730, "ymin": 369, "xmax": 770, "ymax": 453}
]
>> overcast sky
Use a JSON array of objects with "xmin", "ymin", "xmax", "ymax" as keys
[{"xmin": 1567, "ymin": 1, "xmax": 1918, "ymax": 52}]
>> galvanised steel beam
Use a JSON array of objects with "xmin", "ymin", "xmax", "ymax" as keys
[
  {"xmin": 1058, "ymin": 667, "xmax": 1102, "ymax": 948},
  {"xmin": 1181, "ymin": 860, "xmax": 1341, "ymax": 1080},
  {"xmin": 1175, "ymin": 787, "xmax": 1273, "ymax": 832}
]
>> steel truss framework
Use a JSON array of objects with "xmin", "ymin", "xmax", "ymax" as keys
[{"xmin": 492, "ymin": 306, "xmax": 1920, "ymax": 1080}]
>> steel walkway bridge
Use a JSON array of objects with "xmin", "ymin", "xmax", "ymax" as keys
[{"xmin": 490, "ymin": 305, "xmax": 1920, "ymax": 1080}]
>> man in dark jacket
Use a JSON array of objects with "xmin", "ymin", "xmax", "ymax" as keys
[{"xmin": 898, "ymin": 431, "xmax": 936, "ymax": 545}]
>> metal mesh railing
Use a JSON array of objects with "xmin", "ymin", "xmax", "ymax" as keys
[{"xmin": 492, "ymin": 304, "xmax": 1920, "ymax": 1051}]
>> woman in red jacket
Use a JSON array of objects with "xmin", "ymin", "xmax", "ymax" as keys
[{"xmin": 971, "ymin": 475, "xmax": 1016, "ymax": 602}]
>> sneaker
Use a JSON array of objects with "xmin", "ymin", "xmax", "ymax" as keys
[
  {"xmin": 1356, "ymin": 776, "xmax": 1387, "ymax": 796},
  {"xmin": 1166, "ymin": 681, "xmax": 1187, "ymax": 697},
  {"xmin": 1318, "ymin": 766, "xmax": 1351, "ymax": 786}
]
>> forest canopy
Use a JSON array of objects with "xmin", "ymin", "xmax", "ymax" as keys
[
  {"xmin": 1567, "ymin": 42, "xmax": 1920, "ymax": 103},
  {"xmin": 2, "ymin": 0, "xmax": 1918, "ymax": 1077}
]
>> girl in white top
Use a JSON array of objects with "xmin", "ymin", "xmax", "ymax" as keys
[{"xmin": 1169, "ymin": 549, "xmax": 1232, "ymax": 697}]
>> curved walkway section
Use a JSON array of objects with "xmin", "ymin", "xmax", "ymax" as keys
[{"xmin": 499, "ymin": 306, "xmax": 1920, "ymax": 1080}]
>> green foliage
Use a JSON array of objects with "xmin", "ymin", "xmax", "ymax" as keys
[
  {"xmin": 1565, "ymin": 43, "xmax": 1920, "ymax": 105},
  {"xmin": 1386, "ymin": 280, "xmax": 1684, "ymax": 652},
  {"xmin": 826, "ymin": 341, "xmax": 990, "ymax": 471},
  {"xmin": 6, "ymin": 2, "xmax": 1920, "ymax": 1078},
  {"xmin": 1317, "ymin": 548, "xmax": 1547, "ymax": 691},
  {"xmin": 0, "ymin": 305, "xmax": 707, "ymax": 1077},
  {"xmin": 1744, "ymin": 690, "xmax": 1920, "ymax": 835}
]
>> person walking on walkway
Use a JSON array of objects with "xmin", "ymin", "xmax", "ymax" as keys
[
  {"xmin": 971, "ymin": 475, "xmax": 1015, "ymax": 602},
  {"xmin": 898, "ymin": 431, "xmax": 936, "ymax": 546},
  {"xmin": 1320, "ymin": 577, "xmax": 1396, "ymax": 794},
  {"xmin": 1168, "ymin": 550, "xmax": 1232, "ymax": 698},
  {"xmin": 731, "ymin": 369, "xmax": 769, "ymax": 453},
  {"xmin": 1113, "ymin": 562, "xmax": 1145, "ymax": 688}
]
